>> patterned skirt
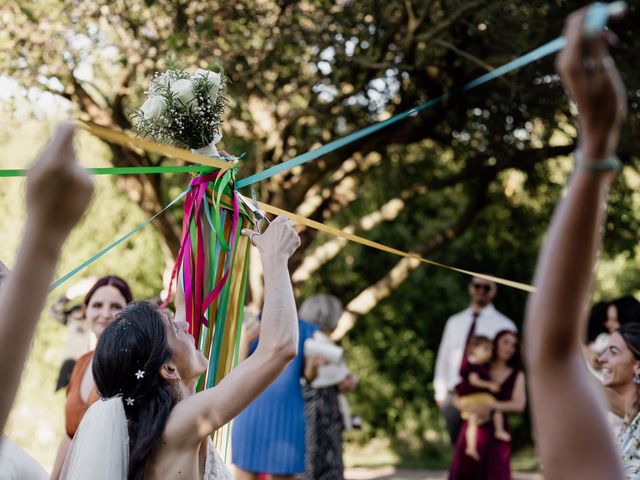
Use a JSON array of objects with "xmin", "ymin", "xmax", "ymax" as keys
[{"xmin": 303, "ymin": 385, "xmax": 344, "ymax": 480}]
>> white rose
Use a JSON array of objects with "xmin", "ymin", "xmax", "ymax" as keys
[
  {"xmin": 154, "ymin": 72, "xmax": 173, "ymax": 90},
  {"xmin": 195, "ymin": 68, "xmax": 222, "ymax": 103},
  {"xmin": 170, "ymin": 78, "xmax": 196, "ymax": 106},
  {"xmin": 140, "ymin": 95, "xmax": 165, "ymax": 120}
]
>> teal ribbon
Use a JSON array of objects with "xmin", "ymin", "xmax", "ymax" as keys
[
  {"xmin": 44, "ymin": 38, "xmax": 567, "ymax": 291},
  {"xmin": 49, "ymin": 188, "xmax": 190, "ymax": 292},
  {"xmin": 236, "ymin": 36, "xmax": 568, "ymax": 189},
  {"xmin": 238, "ymin": 0, "xmax": 618, "ymax": 188},
  {"xmin": 44, "ymin": 0, "xmax": 617, "ymax": 289}
]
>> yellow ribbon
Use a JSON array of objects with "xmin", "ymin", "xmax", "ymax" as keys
[
  {"xmin": 76, "ymin": 121, "xmax": 236, "ymax": 170},
  {"xmin": 258, "ymin": 202, "xmax": 536, "ymax": 293},
  {"xmin": 75, "ymin": 121, "xmax": 534, "ymax": 293}
]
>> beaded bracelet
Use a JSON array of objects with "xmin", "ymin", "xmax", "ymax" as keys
[{"xmin": 574, "ymin": 149, "xmax": 622, "ymax": 172}]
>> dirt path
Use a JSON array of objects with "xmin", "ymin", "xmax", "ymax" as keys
[{"xmin": 345, "ymin": 467, "xmax": 543, "ymax": 479}]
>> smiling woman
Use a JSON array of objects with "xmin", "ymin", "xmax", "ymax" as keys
[
  {"xmin": 51, "ymin": 275, "xmax": 133, "ymax": 480},
  {"xmin": 600, "ymin": 323, "xmax": 640, "ymax": 473}
]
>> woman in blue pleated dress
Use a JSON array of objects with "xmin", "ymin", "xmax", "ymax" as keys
[{"xmin": 232, "ymin": 317, "xmax": 317, "ymax": 479}]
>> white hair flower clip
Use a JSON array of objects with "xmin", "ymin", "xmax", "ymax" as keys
[
  {"xmin": 125, "ymin": 397, "xmax": 135, "ymax": 406},
  {"xmin": 135, "ymin": 370, "xmax": 145, "ymax": 380}
]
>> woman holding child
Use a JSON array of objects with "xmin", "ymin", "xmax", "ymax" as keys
[{"xmin": 449, "ymin": 330, "xmax": 526, "ymax": 480}]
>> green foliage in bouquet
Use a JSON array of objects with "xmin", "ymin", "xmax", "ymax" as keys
[{"xmin": 133, "ymin": 66, "xmax": 227, "ymax": 150}]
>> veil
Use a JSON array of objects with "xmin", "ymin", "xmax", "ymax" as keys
[{"xmin": 60, "ymin": 397, "xmax": 129, "ymax": 480}]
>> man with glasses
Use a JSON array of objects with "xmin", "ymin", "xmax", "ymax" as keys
[{"xmin": 433, "ymin": 276, "xmax": 516, "ymax": 446}]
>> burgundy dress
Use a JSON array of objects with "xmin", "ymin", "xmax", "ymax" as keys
[
  {"xmin": 456, "ymin": 363, "xmax": 493, "ymax": 396},
  {"xmin": 448, "ymin": 367, "xmax": 520, "ymax": 480}
]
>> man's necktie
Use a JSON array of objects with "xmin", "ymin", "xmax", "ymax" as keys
[{"xmin": 459, "ymin": 311, "xmax": 480, "ymax": 373}]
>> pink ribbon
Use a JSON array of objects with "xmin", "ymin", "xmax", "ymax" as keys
[{"xmin": 163, "ymin": 171, "xmax": 240, "ymax": 343}]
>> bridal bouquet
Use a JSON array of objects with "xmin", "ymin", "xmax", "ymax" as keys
[
  {"xmin": 134, "ymin": 65, "xmax": 252, "ymax": 410},
  {"xmin": 133, "ymin": 67, "xmax": 227, "ymax": 156}
]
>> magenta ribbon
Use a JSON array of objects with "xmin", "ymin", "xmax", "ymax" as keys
[{"xmin": 164, "ymin": 171, "xmax": 240, "ymax": 343}]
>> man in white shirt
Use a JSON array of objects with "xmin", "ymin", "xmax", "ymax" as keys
[{"xmin": 433, "ymin": 276, "xmax": 516, "ymax": 446}]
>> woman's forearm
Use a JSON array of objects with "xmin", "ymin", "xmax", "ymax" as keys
[
  {"xmin": 0, "ymin": 224, "xmax": 65, "ymax": 430},
  {"xmin": 469, "ymin": 374, "xmax": 499, "ymax": 391},
  {"xmin": 0, "ymin": 124, "xmax": 93, "ymax": 434},
  {"xmin": 255, "ymin": 255, "xmax": 298, "ymax": 358},
  {"xmin": 521, "ymin": 7, "xmax": 627, "ymax": 479},
  {"xmin": 525, "ymin": 170, "xmax": 610, "ymax": 365},
  {"xmin": 304, "ymin": 361, "xmax": 318, "ymax": 383}
]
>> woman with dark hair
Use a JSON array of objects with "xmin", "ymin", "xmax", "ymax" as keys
[
  {"xmin": 449, "ymin": 330, "xmax": 526, "ymax": 480},
  {"xmin": 598, "ymin": 322, "xmax": 640, "ymax": 473},
  {"xmin": 51, "ymin": 275, "xmax": 133, "ymax": 479},
  {"xmin": 609, "ymin": 297, "xmax": 640, "ymax": 328},
  {"xmin": 586, "ymin": 296, "xmax": 640, "ymax": 371},
  {"xmin": 61, "ymin": 216, "xmax": 301, "ymax": 480}
]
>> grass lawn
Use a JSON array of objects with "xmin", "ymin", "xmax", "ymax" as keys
[{"xmin": 345, "ymin": 437, "xmax": 540, "ymax": 473}]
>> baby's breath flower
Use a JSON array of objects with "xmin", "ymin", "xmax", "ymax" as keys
[{"xmin": 132, "ymin": 65, "xmax": 227, "ymax": 150}]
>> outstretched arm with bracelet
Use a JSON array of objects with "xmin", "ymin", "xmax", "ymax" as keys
[{"xmin": 524, "ymin": 5, "xmax": 627, "ymax": 480}]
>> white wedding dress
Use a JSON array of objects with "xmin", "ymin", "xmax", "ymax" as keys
[
  {"xmin": 62, "ymin": 398, "xmax": 234, "ymax": 480},
  {"xmin": 204, "ymin": 439, "xmax": 233, "ymax": 480}
]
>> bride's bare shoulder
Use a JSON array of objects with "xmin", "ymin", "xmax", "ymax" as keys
[{"xmin": 144, "ymin": 434, "xmax": 206, "ymax": 480}]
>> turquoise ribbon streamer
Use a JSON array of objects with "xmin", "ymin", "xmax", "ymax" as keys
[
  {"xmin": 236, "ymin": 37, "xmax": 568, "ymax": 189},
  {"xmin": 46, "ymin": 2, "xmax": 621, "ymax": 289},
  {"xmin": 49, "ymin": 188, "xmax": 190, "ymax": 292},
  {"xmin": 45, "ymin": 37, "xmax": 567, "ymax": 290}
]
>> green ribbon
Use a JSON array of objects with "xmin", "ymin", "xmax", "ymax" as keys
[
  {"xmin": 212, "ymin": 167, "xmax": 236, "ymax": 253},
  {"xmin": 0, "ymin": 165, "xmax": 217, "ymax": 177},
  {"xmin": 49, "ymin": 187, "xmax": 190, "ymax": 291}
]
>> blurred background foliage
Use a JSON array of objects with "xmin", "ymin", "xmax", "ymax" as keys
[
  {"xmin": 0, "ymin": 0, "xmax": 639, "ymax": 471},
  {"xmin": 0, "ymin": 122, "xmax": 167, "ymax": 468}
]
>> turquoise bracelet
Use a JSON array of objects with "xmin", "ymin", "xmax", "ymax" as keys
[{"xmin": 574, "ymin": 150, "xmax": 622, "ymax": 172}]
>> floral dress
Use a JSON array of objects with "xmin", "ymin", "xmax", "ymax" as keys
[{"xmin": 615, "ymin": 411, "xmax": 640, "ymax": 479}]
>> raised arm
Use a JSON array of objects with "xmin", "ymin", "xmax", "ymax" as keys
[
  {"xmin": 166, "ymin": 216, "xmax": 300, "ymax": 444},
  {"xmin": 524, "ymin": 8, "xmax": 626, "ymax": 480},
  {"xmin": 0, "ymin": 125, "xmax": 93, "ymax": 432}
]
